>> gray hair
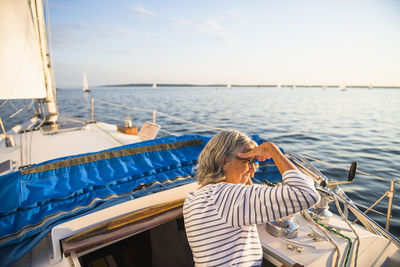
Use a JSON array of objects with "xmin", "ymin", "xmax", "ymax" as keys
[{"xmin": 195, "ymin": 130, "xmax": 257, "ymax": 186}]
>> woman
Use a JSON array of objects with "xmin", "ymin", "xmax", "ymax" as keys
[{"xmin": 183, "ymin": 130, "xmax": 320, "ymax": 266}]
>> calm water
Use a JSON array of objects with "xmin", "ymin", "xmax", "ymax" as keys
[{"xmin": 1, "ymin": 86, "xmax": 400, "ymax": 238}]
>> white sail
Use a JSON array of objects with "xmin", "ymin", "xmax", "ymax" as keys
[
  {"xmin": 82, "ymin": 72, "xmax": 90, "ymax": 92},
  {"xmin": 152, "ymin": 83, "xmax": 157, "ymax": 89},
  {"xmin": 0, "ymin": 0, "xmax": 47, "ymax": 99}
]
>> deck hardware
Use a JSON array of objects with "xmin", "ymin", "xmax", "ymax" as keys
[
  {"xmin": 5, "ymin": 136, "xmax": 16, "ymax": 147},
  {"xmin": 266, "ymin": 216, "xmax": 299, "ymax": 239},
  {"xmin": 278, "ymin": 236, "xmax": 316, "ymax": 253},
  {"xmin": 307, "ymin": 232, "xmax": 326, "ymax": 241},
  {"xmin": 91, "ymin": 98, "xmax": 94, "ymax": 122},
  {"xmin": 305, "ymin": 224, "xmax": 328, "ymax": 241},
  {"xmin": 348, "ymin": 162, "xmax": 357, "ymax": 182},
  {"xmin": 308, "ymin": 189, "xmax": 333, "ymax": 222},
  {"xmin": 0, "ymin": 160, "xmax": 16, "ymax": 174},
  {"xmin": 0, "ymin": 117, "xmax": 16, "ymax": 147},
  {"xmin": 286, "ymin": 243, "xmax": 304, "ymax": 253}
]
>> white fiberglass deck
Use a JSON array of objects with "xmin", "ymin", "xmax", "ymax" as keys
[
  {"xmin": 258, "ymin": 213, "xmax": 399, "ymax": 266},
  {"xmin": 0, "ymin": 116, "xmax": 144, "ymax": 174}
]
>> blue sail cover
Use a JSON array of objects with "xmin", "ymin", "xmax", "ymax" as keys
[{"xmin": 0, "ymin": 134, "xmax": 281, "ymax": 266}]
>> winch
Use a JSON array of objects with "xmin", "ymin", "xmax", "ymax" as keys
[
  {"xmin": 266, "ymin": 215, "xmax": 299, "ymax": 239},
  {"xmin": 307, "ymin": 191, "xmax": 333, "ymax": 222}
]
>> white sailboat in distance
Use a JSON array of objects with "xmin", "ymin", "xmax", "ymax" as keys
[
  {"xmin": 152, "ymin": 83, "xmax": 157, "ymax": 89},
  {"xmin": 82, "ymin": 72, "xmax": 91, "ymax": 93}
]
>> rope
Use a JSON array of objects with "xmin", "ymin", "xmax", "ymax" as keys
[
  {"xmin": 314, "ymin": 217, "xmax": 353, "ymax": 267},
  {"xmin": 9, "ymin": 108, "xmax": 25, "ymax": 119},
  {"xmin": 27, "ymin": 99, "xmax": 35, "ymax": 110},
  {"xmin": 94, "ymin": 124, "xmax": 124, "ymax": 146},
  {"xmin": 302, "ymin": 211, "xmax": 340, "ymax": 267},
  {"xmin": 6, "ymin": 99, "xmax": 35, "ymax": 119},
  {"xmin": 0, "ymin": 100, "xmax": 8, "ymax": 108},
  {"xmin": 334, "ymin": 196, "xmax": 360, "ymax": 267},
  {"xmin": 352, "ymin": 202, "xmax": 385, "ymax": 216},
  {"xmin": 9, "ymin": 100, "xmax": 19, "ymax": 111}
]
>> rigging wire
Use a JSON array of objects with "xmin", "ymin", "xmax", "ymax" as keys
[
  {"xmin": 7, "ymin": 100, "xmax": 35, "ymax": 119},
  {"xmin": 301, "ymin": 155, "xmax": 398, "ymax": 184},
  {"xmin": 92, "ymin": 98, "xmax": 226, "ymax": 132},
  {"xmin": 156, "ymin": 110, "xmax": 225, "ymax": 132}
]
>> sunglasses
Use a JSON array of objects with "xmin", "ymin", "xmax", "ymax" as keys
[{"xmin": 233, "ymin": 155, "xmax": 257, "ymax": 165}]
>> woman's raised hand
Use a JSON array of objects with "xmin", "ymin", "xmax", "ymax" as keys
[
  {"xmin": 237, "ymin": 142, "xmax": 278, "ymax": 162},
  {"xmin": 238, "ymin": 142, "xmax": 298, "ymax": 174}
]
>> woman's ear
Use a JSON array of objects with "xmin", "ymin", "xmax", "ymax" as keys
[
  {"xmin": 222, "ymin": 156, "xmax": 228, "ymax": 171},
  {"xmin": 222, "ymin": 155, "xmax": 228, "ymax": 165}
]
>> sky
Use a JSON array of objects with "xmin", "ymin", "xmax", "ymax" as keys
[{"xmin": 48, "ymin": 0, "xmax": 400, "ymax": 88}]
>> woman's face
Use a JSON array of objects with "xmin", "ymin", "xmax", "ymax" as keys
[{"xmin": 224, "ymin": 145, "xmax": 257, "ymax": 184}]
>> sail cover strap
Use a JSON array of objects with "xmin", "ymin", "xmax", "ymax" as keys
[{"xmin": 21, "ymin": 139, "xmax": 203, "ymax": 175}]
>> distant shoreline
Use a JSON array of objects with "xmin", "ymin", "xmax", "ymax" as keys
[{"xmin": 99, "ymin": 83, "xmax": 400, "ymax": 89}]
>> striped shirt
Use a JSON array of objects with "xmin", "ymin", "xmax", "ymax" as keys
[{"xmin": 183, "ymin": 170, "xmax": 320, "ymax": 267}]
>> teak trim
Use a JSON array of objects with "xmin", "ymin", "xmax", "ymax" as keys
[{"xmin": 62, "ymin": 198, "xmax": 185, "ymax": 254}]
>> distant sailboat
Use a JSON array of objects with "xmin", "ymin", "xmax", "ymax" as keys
[
  {"xmin": 227, "ymin": 83, "xmax": 231, "ymax": 89},
  {"xmin": 339, "ymin": 83, "xmax": 346, "ymax": 91},
  {"xmin": 292, "ymin": 84, "xmax": 296, "ymax": 90},
  {"xmin": 82, "ymin": 72, "xmax": 91, "ymax": 93},
  {"xmin": 152, "ymin": 83, "xmax": 157, "ymax": 89},
  {"xmin": 277, "ymin": 84, "xmax": 281, "ymax": 89}
]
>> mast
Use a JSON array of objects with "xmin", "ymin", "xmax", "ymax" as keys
[{"xmin": 33, "ymin": 0, "xmax": 58, "ymax": 123}]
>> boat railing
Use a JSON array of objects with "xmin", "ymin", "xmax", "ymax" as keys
[
  {"xmin": 89, "ymin": 97, "xmax": 399, "ymax": 242},
  {"xmin": 90, "ymin": 98, "xmax": 226, "ymax": 136},
  {"xmin": 291, "ymin": 153, "xmax": 400, "ymax": 231},
  {"xmin": 287, "ymin": 151, "xmax": 400, "ymax": 247}
]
